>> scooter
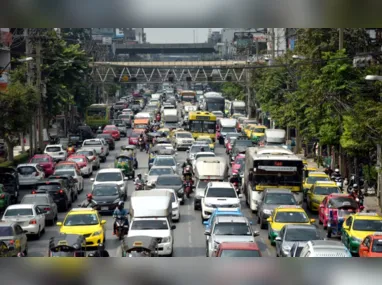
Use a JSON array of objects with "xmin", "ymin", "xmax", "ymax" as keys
[
  {"xmin": 135, "ymin": 183, "xmax": 144, "ymax": 191},
  {"xmin": 114, "ymin": 216, "xmax": 129, "ymax": 241},
  {"xmin": 138, "ymin": 138, "xmax": 145, "ymax": 152},
  {"xmin": 184, "ymin": 180, "xmax": 193, "ymax": 198}
]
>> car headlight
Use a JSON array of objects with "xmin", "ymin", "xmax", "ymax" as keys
[
  {"xmin": 263, "ymin": 209, "xmax": 273, "ymax": 215},
  {"xmin": 93, "ymin": 231, "xmax": 102, "ymax": 236},
  {"xmin": 205, "ymin": 203, "xmax": 213, "ymax": 207},
  {"xmin": 162, "ymin": 236, "xmax": 171, "ymax": 243}
]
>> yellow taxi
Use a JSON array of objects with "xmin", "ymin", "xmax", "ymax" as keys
[
  {"xmin": 195, "ymin": 136, "xmax": 215, "ymax": 151},
  {"xmin": 267, "ymin": 205, "xmax": 315, "ymax": 245},
  {"xmin": 342, "ymin": 212, "xmax": 382, "ymax": 255},
  {"xmin": 56, "ymin": 208, "xmax": 106, "ymax": 247},
  {"xmin": 157, "ymin": 127, "xmax": 170, "ymax": 138},
  {"xmin": 243, "ymin": 124, "xmax": 257, "ymax": 138},
  {"xmin": 303, "ymin": 171, "xmax": 330, "ymax": 198},
  {"xmin": 169, "ymin": 128, "xmax": 185, "ymax": 140},
  {"xmin": 306, "ymin": 181, "xmax": 341, "ymax": 211},
  {"xmin": 249, "ymin": 125, "xmax": 267, "ymax": 143}
]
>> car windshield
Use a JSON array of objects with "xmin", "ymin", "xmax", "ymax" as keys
[
  {"xmin": 93, "ymin": 185, "xmax": 119, "ymax": 196},
  {"xmin": 36, "ymin": 184, "xmax": 61, "ymax": 191},
  {"xmin": 149, "ymin": 168, "xmax": 174, "ymax": 176},
  {"xmin": 117, "ymin": 157, "xmax": 130, "ymax": 163},
  {"xmin": 221, "ymin": 127, "xmax": 236, "ymax": 133},
  {"xmin": 352, "ymin": 220, "xmax": 382, "ymax": 231},
  {"xmin": 328, "ymin": 197, "xmax": 358, "ymax": 209},
  {"xmin": 96, "ymin": 172, "xmax": 122, "ymax": 182},
  {"xmin": 134, "ymin": 125, "xmax": 148, "ymax": 129},
  {"xmin": 54, "ymin": 170, "xmax": 76, "ymax": 176},
  {"xmin": 155, "ymin": 158, "xmax": 175, "ymax": 166},
  {"xmin": 372, "ymin": 241, "xmax": 382, "ymax": 253},
  {"xmin": 64, "ymin": 214, "xmax": 99, "ymax": 226},
  {"xmin": 68, "ymin": 158, "xmax": 85, "ymax": 163},
  {"xmin": 213, "ymin": 222, "xmax": 251, "ymax": 236},
  {"xmin": 264, "ymin": 193, "xmax": 296, "ymax": 205},
  {"xmin": 31, "ymin": 157, "xmax": 49, "ymax": 163},
  {"xmin": 190, "ymin": 145, "xmax": 209, "ymax": 153},
  {"xmin": 17, "ymin": 166, "xmax": 36, "ymax": 175},
  {"xmin": 314, "ymin": 186, "xmax": 340, "ymax": 195},
  {"xmin": 130, "ymin": 132, "xmax": 140, "ymax": 138},
  {"xmin": 130, "ymin": 220, "xmax": 169, "ymax": 230},
  {"xmin": 0, "ymin": 227, "xmax": 13, "ymax": 236},
  {"xmin": 206, "ymin": 188, "xmax": 237, "ymax": 198},
  {"xmin": 197, "ymin": 139, "xmax": 212, "ymax": 144},
  {"xmin": 46, "ymin": 147, "xmax": 61, "ymax": 152},
  {"xmin": 84, "ymin": 141, "xmax": 101, "ymax": 146},
  {"xmin": 220, "ymin": 249, "xmax": 261, "ymax": 257},
  {"xmin": 21, "ymin": 196, "xmax": 49, "ymax": 204},
  {"xmin": 4, "ymin": 208, "xmax": 33, "ymax": 216},
  {"xmin": 235, "ymin": 140, "xmax": 253, "ymax": 147},
  {"xmin": 157, "ymin": 176, "xmax": 182, "ymax": 185},
  {"xmin": 307, "ymin": 176, "xmax": 329, "ymax": 184},
  {"xmin": 285, "ymin": 228, "xmax": 320, "ymax": 241},
  {"xmin": 275, "ymin": 211, "xmax": 309, "ymax": 223},
  {"xmin": 177, "ymin": 133, "xmax": 192, "ymax": 138}
]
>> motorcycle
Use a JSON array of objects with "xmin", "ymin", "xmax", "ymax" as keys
[
  {"xmin": 183, "ymin": 165, "xmax": 193, "ymax": 177},
  {"xmin": 135, "ymin": 183, "xmax": 144, "ymax": 191},
  {"xmin": 114, "ymin": 216, "xmax": 129, "ymax": 241},
  {"xmin": 335, "ymin": 177, "xmax": 343, "ymax": 190},
  {"xmin": 138, "ymin": 138, "xmax": 145, "ymax": 152},
  {"xmin": 233, "ymin": 182, "xmax": 240, "ymax": 195},
  {"xmin": 67, "ymin": 146, "xmax": 76, "ymax": 156},
  {"xmin": 184, "ymin": 180, "xmax": 193, "ymax": 198}
]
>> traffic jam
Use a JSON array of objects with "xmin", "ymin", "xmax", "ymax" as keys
[{"xmin": 0, "ymin": 85, "xmax": 382, "ymax": 258}]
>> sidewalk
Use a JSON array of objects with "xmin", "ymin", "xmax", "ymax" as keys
[{"xmin": 13, "ymin": 145, "xmax": 30, "ymax": 157}]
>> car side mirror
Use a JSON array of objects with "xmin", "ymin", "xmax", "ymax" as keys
[
  {"xmin": 275, "ymin": 237, "xmax": 282, "ymax": 242},
  {"xmin": 56, "ymin": 222, "xmax": 63, "ymax": 226},
  {"xmin": 310, "ymin": 219, "xmax": 316, "ymax": 224},
  {"xmin": 253, "ymin": 231, "xmax": 260, "ymax": 237},
  {"xmin": 204, "ymin": 230, "xmax": 211, "ymax": 236},
  {"xmin": 101, "ymin": 220, "xmax": 107, "ymax": 225},
  {"xmin": 359, "ymin": 244, "xmax": 368, "ymax": 251},
  {"xmin": 90, "ymin": 178, "xmax": 95, "ymax": 182},
  {"xmin": 267, "ymin": 217, "xmax": 272, "ymax": 223},
  {"xmin": 171, "ymin": 225, "xmax": 176, "ymax": 230}
]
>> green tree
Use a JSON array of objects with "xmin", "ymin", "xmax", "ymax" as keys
[
  {"xmin": 221, "ymin": 82, "xmax": 245, "ymax": 101},
  {"xmin": 0, "ymin": 80, "xmax": 38, "ymax": 161}
]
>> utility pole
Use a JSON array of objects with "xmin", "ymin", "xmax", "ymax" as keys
[
  {"xmin": 339, "ymin": 28, "xmax": 344, "ymax": 50},
  {"xmin": 36, "ymin": 38, "xmax": 44, "ymax": 151},
  {"xmin": 25, "ymin": 28, "xmax": 34, "ymax": 156},
  {"xmin": 271, "ymin": 28, "xmax": 275, "ymax": 59}
]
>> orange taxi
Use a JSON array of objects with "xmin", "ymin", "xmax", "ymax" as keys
[
  {"xmin": 359, "ymin": 232, "xmax": 382, "ymax": 257},
  {"xmin": 133, "ymin": 118, "xmax": 150, "ymax": 132}
]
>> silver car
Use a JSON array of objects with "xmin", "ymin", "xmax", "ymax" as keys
[
  {"xmin": 275, "ymin": 224, "xmax": 321, "ymax": 257},
  {"xmin": 17, "ymin": 164, "xmax": 45, "ymax": 187},
  {"xmin": 0, "ymin": 222, "xmax": 28, "ymax": 256},
  {"xmin": 76, "ymin": 148, "xmax": 100, "ymax": 170},
  {"xmin": 205, "ymin": 216, "xmax": 259, "ymax": 257},
  {"xmin": 145, "ymin": 166, "xmax": 175, "ymax": 189},
  {"xmin": 44, "ymin": 144, "xmax": 67, "ymax": 162},
  {"xmin": 151, "ymin": 155, "xmax": 179, "ymax": 173},
  {"xmin": 112, "ymin": 119, "xmax": 128, "ymax": 137},
  {"xmin": 187, "ymin": 144, "xmax": 210, "ymax": 161},
  {"xmin": 20, "ymin": 194, "xmax": 58, "ymax": 226}
]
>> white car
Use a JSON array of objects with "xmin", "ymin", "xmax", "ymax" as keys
[
  {"xmin": 82, "ymin": 139, "xmax": 109, "ymax": 162},
  {"xmin": 201, "ymin": 182, "xmax": 242, "ymax": 221},
  {"xmin": 91, "ymin": 169, "xmax": 128, "ymax": 194},
  {"xmin": 173, "ymin": 131, "xmax": 195, "ymax": 150},
  {"xmin": 2, "ymin": 204, "xmax": 46, "ymax": 239},
  {"xmin": 187, "ymin": 144, "xmax": 210, "ymax": 161},
  {"xmin": 67, "ymin": 155, "xmax": 93, "ymax": 176},
  {"xmin": 154, "ymin": 188, "xmax": 180, "ymax": 222},
  {"xmin": 53, "ymin": 168, "xmax": 84, "ymax": 194},
  {"xmin": 76, "ymin": 148, "xmax": 101, "ymax": 170},
  {"xmin": 17, "ymin": 163, "xmax": 45, "ymax": 186},
  {"xmin": 151, "ymin": 155, "xmax": 179, "ymax": 173},
  {"xmin": 44, "ymin": 144, "xmax": 67, "ymax": 162},
  {"xmin": 192, "ymin": 152, "xmax": 216, "ymax": 168}
]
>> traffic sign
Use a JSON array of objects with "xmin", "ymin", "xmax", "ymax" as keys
[{"xmin": 121, "ymin": 75, "xmax": 129, "ymax": 82}]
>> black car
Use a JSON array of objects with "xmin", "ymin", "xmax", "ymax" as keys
[
  {"xmin": 0, "ymin": 167, "xmax": 19, "ymax": 203},
  {"xmin": 33, "ymin": 179, "xmax": 72, "ymax": 211},
  {"xmin": 155, "ymin": 174, "xmax": 185, "ymax": 205},
  {"xmin": 96, "ymin": 134, "xmax": 115, "ymax": 150},
  {"xmin": 91, "ymin": 183, "xmax": 126, "ymax": 214},
  {"xmin": 48, "ymin": 175, "xmax": 78, "ymax": 202},
  {"xmin": 77, "ymin": 125, "xmax": 95, "ymax": 140},
  {"xmin": 230, "ymin": 137, "xmax": 253, "ymax": 161}
]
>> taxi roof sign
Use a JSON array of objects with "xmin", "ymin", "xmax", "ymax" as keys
[
  {"xmin": 58, "ymin": 240, "xmax": 68, "ymax": 245},
  {"xmin": 277, "ymin": 205, "xmax": 302, "ymax": 209},
  {"xmin": 133, "ymin": 241, "xmax": 143, "ymax": 246},
  {"xmin": 356, "ymin": 212, "xmax": 379, "ymax": 216}
]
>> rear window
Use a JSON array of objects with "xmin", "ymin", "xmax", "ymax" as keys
[
  {"xmin": 17, "ymin": 166, "xmax": 36, "ymax": 175},
  {"xmin": 0, "ymin": 227, "xmax": 13, "ymax": 236},
  {"xmin": 77, "ymin": 151, "xmax": 93, "ymax": 156},
  {"xmin": 21, "ymin": 196, "xmax": 49, "ymax": 205},
  {"xmin": 206, "ymin": 187, "xmax": 237, "ymax": 198},
  {"xmin": 95, "ymin": 172, "xmax": 122, "ymax": 182},
  {"xmin": 54, "ymin": 170, "xmax": 75, "ymax": 176},
  {"xmin": 46, "ymin": 147, "xmax": 61, "ymax": 152},
  {"xmin": 130, "ymin": 132, "xmax": 140, "ymax": 138},
  {"xmin": 68, "ymin": 157, "xmax": 85, "ymax": 163},
  {"xmin": 56, "ymin": 164, "xmax": 76, "ymax": 170},
  {"xmin": 4, "ymin": 208, "xmax": 33, "ymax": 216},
  {"xmin": 84, "ymin": 141, "xmax": 101, "ymax": 146},
  {"xmin": 36, "ymin": 184, "xmax": 61, "ymax": 191},
  {"xmin": 31, "ymin": 157, "xmax": 49, "ymax": 163}
]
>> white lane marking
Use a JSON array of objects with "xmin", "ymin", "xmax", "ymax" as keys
[{"xmin": 188, "ymin": 202, "xmax": 192, "ymax": 247}]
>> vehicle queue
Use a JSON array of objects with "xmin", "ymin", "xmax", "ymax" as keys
[{"xmin": 0, "ymin": 85, "xmax": 381, "ymax": 257}]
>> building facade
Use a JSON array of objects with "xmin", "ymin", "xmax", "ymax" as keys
[{"xmin": 0, "ymin": 28, "xmax": 11, "ymax": 91}]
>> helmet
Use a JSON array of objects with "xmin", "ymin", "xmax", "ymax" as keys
[
  {"xmin": 353, "ymin": 184, "xmax": 358, "ymax": 188},
  {"xmin": 335, "ymin": 168, "xmax": 340, "ymax": 173},
  {"xmin": 232, "ymin": 173, "xmax": 238, "ymax": 177},
  {"xmin": 87, "ymin": 193, "xmax": 93, "ymax": 200},
  {"xmin": 118, "ymin": 201, "xmax": 124, "ymax": 209}
]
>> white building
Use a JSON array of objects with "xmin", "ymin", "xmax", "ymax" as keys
[
  {"xmin": 266, "ymin": 28, "xmax": 288, "ymax": 57},
  {"xmin": 0, "ymin": 28, "xmax": 11, "ymax": 91}
]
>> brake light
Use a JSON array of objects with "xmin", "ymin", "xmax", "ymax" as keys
[
  {"xmin": 44, "ymin": 207, "xmax": 51, "ymax": 211},
  {"xmin": 58, "ymin": 190, "xmax": 64, "ymax": 194},
  {"xmin": 32, "ymin": 190, "xmax": 37, "ymax": 194},
  {"xmin": 0, "ymin": 194, "xmax": 4, "ymax": 199},
  {"xmin": 9, "ymin": 240, "xmax": 14, "ymax": 245},
  {"xmin": 29, "ymin": 220, "xmax": 37, "ymax": 225}
]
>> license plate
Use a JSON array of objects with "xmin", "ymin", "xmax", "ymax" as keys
[{"xmin": 101, "ymin": 207, "xmax": 108, "ymax": 210}]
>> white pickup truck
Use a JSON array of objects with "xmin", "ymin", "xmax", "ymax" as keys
[{"xmin": 81, "ymin": 138, "xmax": 109, "ymax": 162}]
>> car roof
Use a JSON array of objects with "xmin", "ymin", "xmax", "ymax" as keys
[
  {"xmin": 265, "ymin": 189, "xmax": 293, "ymax": 194},
  {"xmin": 308, "ymin": 172, "xmax": 328, "ymax": 176},
  {"xmin": 17, "ymin": 163, "xmax": 39, "ymax": 167},
  {"xmin": 45, "ymin": 144, "xmax": 62, "ymax": 147},
  {"xmin": 309, "ymin": 240, "xmax": 345, "ymax": 248},
  {"xmin": 352, "ymin": 212, "xmax": 382, "ymax": 220},
  {"xmin": 97, "ymin": 168, "xmax": 123, "ymax": 173},
  {"xmin": 5, "ymin": 204, "xmax": 36, "ymax": 209},
  {"xmin": 218, "ymin": 242, "xmax": 260, "ymax": 250},
  {"xmin": 314, "ymin": 181, "xmax": 337, "ymax": 186},
  {"xmin": 216, "ymin": 216, "xmax": 248, "ymax": 223},
  {"xmin": 68, "ymin": 208, "xmax": 97, "ymax": 214},
  {"xmin": 209, "ymin": 182, "xmax": 233, "ymax": 188}
]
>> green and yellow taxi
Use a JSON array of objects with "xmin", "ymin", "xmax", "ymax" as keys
[
  {"xmin": 56, "ymin": 208, "xmax": 106, "ymax": 247},
  {"xmin": 243, "ymin": 124, "xmax": 257, "ymax": 138},
  {"xmin": 195, "ymin": 136, "xmax": 215, "ymax": 151},
  {"xmin": 249, "ymin": 125, "xmax": 267, "ymax": 143},
  {"xmin": 303, "ymin": 171, "xmax": 330, "ymax": 197},
  {"xmin": 307, "ymin": 181, "xmax": 341, "ymax": 211},
  {"xmin": 267, "ymin": 206, "xmax": 315, "ymax": 245},
  {"xmin": 342, "ymin": 212, "xmax": 382, "ymax": 255}
]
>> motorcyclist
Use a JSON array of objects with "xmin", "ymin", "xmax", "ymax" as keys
[
  {"xmin": 332, "ymin": 168, "xmax": 341, "ymax": 178},
  {"xmin": 113, "ymin": 201, "xmax": 129, "ymax": 236},
  {"xmin": 90, "ymin": 243, "xmax": 110, "ymax": 257},
  {"xmin": 230, "ymin": 173, "xmax": 241, "ymax": 186},
  {"xmin": 80, "ymin": 193, "xmax": 98, "ymax": 208},
  {"xmin": 134, "ymin": 174, "xmax": 144, "ymax": 185},
  {"xmin": 182, "ymin": 158, "xmax": 193, "ymax": 174},
  {"xmin": 96, "ymin": 126, "xmax": 103, "ymax": 134}
]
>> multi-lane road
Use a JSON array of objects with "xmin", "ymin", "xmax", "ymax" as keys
[{"xmin": 22, "ymin": 131, "xmax": 326, "ymax": 257}]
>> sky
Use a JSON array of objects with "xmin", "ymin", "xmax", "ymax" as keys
[{"xmin": 144, "ymin": 28, "xmax": 221, "ymax": 43}]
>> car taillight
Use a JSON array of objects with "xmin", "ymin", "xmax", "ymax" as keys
[
  {"xmin": 44, "ymin": 207, "xmax": 51, "ymax": 211},
  {"xmin": 58, "ymin": 190, "xmax": 64, "ymax": 194},
  {"xmin": 31, "ymin": 190, "xmax": 37, "ymax": 194},
  {"xmin": 0, "ymin": 194, "xmax": 5, "ymax": 199},
  {"xmin": 29, "ymin": 220, "xmax": 37, "ymax": 225},
  {"xmin": 90, "ymin": 156, "xmax": 95, "ymax": 161}
]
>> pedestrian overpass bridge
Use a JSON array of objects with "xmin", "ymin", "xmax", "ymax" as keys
[{"xmin": 90, "ymin": 60, "xmax": 251, "ymax": 84}]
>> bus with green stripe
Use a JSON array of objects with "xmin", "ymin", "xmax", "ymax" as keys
[{"xmin": 85, "ymin": 104, "xmax": 111, "ymax": 130}]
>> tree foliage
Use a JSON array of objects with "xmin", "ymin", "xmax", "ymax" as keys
[{"xmin": 221, "ymin": 82, "xmax": 245, "ymax": 101}]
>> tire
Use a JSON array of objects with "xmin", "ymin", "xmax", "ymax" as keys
[
  {"xmin": 260, "ymin": 218, "xmax": 266, "ymax": 230},
  {"xmin": 35, "ymin": 227, "xmax": 41, "ymax": 240},
  {"xmin": 23, "ymin": 245, "xmax": 28, "ymax": 256},
  {"xmin": 194, "ymin": 203, "xmax": 198, "ymax": 210}
]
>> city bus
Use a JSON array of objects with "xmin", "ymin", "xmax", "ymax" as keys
[
  {"xmin": 188, "ymin": 111, "xmax": 217, "ymax": 141},
  {"xmin": 243, "ymin": 146, "xmax": 304, "ymax": 212},
  {"xmin": 85, "ymin": 104, "xmax": 111, "ymax": 130},
  {"xmin": 203, "ymin": 92, "xmax": 225, "ymax": 113},
  {"xmin": 180, "ymin": 90, "xmax": 196, "ymax": 103}
]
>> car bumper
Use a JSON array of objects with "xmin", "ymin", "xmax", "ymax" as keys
[
  {"xmin": 157, "ymin": 242, "xmax": 173, "ymax": 255},
  {"xmin": 177, "ymin": 142, "xmax": 193, "ymax": 148},
  {"xmin": 349, "ymin": 240, "xmax": 361, "ymax": 254},
  {"xmin": 96, "ymin": 203, "xmax": 119, "ymax": 213},
  {"xmin": 194, "ymin": 197, "xmax": 202, "ymax": 209},
  {"xmin": 44, "ymin": 211, "xmax": 55, "ymax": 221},
  {"xmin": 21, "ymin": 224, "xmax": 40, "ymax": 235},
  {"xmin": 54, "ymin": 198, "xmax": 68, "ymax": 208},
  {"xmin": 80, "ymin": 167, "xmax": 91, "ymax": 175},
  {"xmin": 83, "ymin": 233, "xmax": 105, "ymax": 246}
]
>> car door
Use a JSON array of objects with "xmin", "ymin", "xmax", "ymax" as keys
[
  {"xmin": 49, "ymin": 195, "xmax": 58, "ymax": 217},
  {"xmin": 34, "ymin": 206, "xmax": 46, "ymax": 230},
  {"xmin": 360, "ymin": 237, "xmax": 370, "ymax": 257},
  {"xmin": 342, "ymin": 216, "xmax": 353, "ymax": 246},
  {"xmin": 276, "ymin": 227, "xmax": 285, "ymax": 256},
  {"xmin": 14, "ymin": 225, "xmax": 27, "ymax": 252}
]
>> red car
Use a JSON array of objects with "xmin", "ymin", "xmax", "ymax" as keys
[
  {"xmin": 29, "ymin": 154, "xmax": 55, "ymax": 176},
  {"xmin": 359, "ymin": 233, "xmax": 382, "ymax": 257},
  {"xmin": 318, "ymin": 193, "xmax": 360, "ymax": 228},
  {"xmin": 212, "ymin": 242, "xmax": 262, "ymax": 257},
  {"xmin": 225, "ymin": 135, "xmax": 239, "ymax": 154},
  {"xmin": 231, "ymin": 154, "xmax": 245, "ymax": 175},
  {"xmin": 103, "ymin": 125, "xmax": 121, "ymax": 141},
  {"xmin": 128, "ymin": 131, "xmax": 145, "ymax": 145}
]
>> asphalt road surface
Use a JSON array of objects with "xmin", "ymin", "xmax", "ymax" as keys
[{"xmin": 21, "ymin": 130, "xmax": 325, "ymax": 257}]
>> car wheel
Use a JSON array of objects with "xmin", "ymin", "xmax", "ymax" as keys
[
  {"xmin": 23, "ymin": 245, "xmax": 28, "ymax": 256},
  {"xmin": 35, "ymin": 227, "xmax": 41, "ymax": 240},
  {"xmin": 194, "ymin": 203, "xmax": 198, "ymax": 210}
]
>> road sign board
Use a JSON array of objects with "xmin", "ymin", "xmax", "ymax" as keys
[{"xmin": 122, "ymin": 75, "xmax": 129, "ymax": 82}]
